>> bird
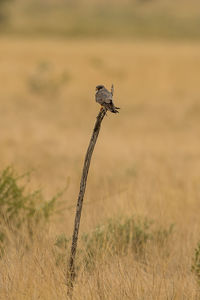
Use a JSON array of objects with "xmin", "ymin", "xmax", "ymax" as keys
[{"xmin": 95, "ymin": 84, "xmax": 120, "ymax": 113}]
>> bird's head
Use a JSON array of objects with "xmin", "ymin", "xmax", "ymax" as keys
[{"xmin": 96, "ymin": 85, "xmax": 104, "ymax": 91}]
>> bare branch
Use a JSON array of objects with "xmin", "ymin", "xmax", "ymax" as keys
[{"xmin": 67, "ymin": 108, "xmax": 107, "ymax": 295}]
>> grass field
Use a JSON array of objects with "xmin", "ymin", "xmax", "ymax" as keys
[
  {"xmin": 0, "ymin": 37, "xmax": 200, "ymax": 299},
  {"xmin": 1, "ymin": 0, "xmax": 200, "ymax": 39}
]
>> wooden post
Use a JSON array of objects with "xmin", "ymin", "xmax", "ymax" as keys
[{"xmin": 67, "ymin": 107, "xmax": 107, "ymax": 294}]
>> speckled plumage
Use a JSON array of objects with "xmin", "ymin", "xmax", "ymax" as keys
[{"xmin": 95, "ymin": 85, "xmax": 120, "ymax": 113}]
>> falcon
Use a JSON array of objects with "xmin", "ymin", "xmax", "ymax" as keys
[{"xmin": 95, "ymin": 84, "xmax": 120, "ymax": 113}]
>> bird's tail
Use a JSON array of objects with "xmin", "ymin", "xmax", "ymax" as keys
[
  {"xmin": 105, "ymin": 102, "xmax": 120, "ymax": 113},
  {"xmin": 111, "ymin": 106, "xmax": 120, "ymax": 113}
]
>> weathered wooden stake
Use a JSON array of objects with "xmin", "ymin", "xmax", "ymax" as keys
[{"xmin": 67, "ymin": 107, "xmax": 107, "ymax": 295}]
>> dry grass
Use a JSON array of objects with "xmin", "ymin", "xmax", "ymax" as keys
[
  {"xmin": 0, "ymin": 37, "xmax": 200, "ymax": 299},
  {"xmin": 3, "ymin": 0, "xmax": 200, "ymax": 39}
]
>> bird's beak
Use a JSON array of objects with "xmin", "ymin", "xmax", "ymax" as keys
[{"xmin": 95, "ymin": 87, "xmax": 98, "ymax": 91}]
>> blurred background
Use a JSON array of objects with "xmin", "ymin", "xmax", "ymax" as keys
[
  {"xmin": 0, "ymin": 0, "xmax": 200, "ymax": 38},
  {"xmin": 1, "ymin": 0, "xmax": 200, "ymax": 39},
  {"xmin": 1, "ymin": 0, "xmax": 200, "ymax": 192},
  {"xmin": 1, "ymin": 1, "xmax": 200, "ymax": 299}
]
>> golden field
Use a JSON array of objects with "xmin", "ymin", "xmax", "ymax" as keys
[
  {"xmin": 0, "ymin": 37, "xmax": 200, "ymax": 299},
  {"xmin": 3, "ymin": 0, "xmax": 200, "ymax": 39}
]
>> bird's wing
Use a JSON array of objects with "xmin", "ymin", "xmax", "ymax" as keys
[
  {"xmin": 100, "ymin": 88, "xmax": 113, "ymax": 104},
  {"xmin": 96, "ymin": 92, "xmax": 104, "ymax": 104}
]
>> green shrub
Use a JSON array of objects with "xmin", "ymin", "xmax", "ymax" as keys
[
  {"xmin": 54, "ymin": 216, "xmax": 174, "ymax": 269},
  {"xmin": 192, "ymin": 242, "xmax": 200, "ymax": 287},
  {"xmin": 0, "ymin": 0, "xmax": 12, "ymax": 24},
  {"xmin": 0, "ymin": 167, "xmax": 63, "ymax": 255},
  {"xmin": 27, "ymin": 62, "xmax": 70, "ymax": 97},
  {"xmin": 54, "ymin": 234, "xmax": 70, "ymax": 267},
  {"xmin": 81, "ymin": 217, "xmax": 173, "ymax": 267}
]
